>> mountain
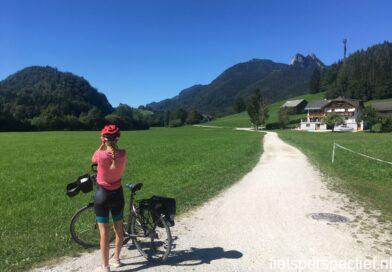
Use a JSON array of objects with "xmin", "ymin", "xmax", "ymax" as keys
[
  {"xmin": 0, "ymin": 66, "xmax": 117, "ymax": 131},
  {"xmin": 147, "ymin": 56, "xmax": 325, "ymax": 115},
  {"xmin": 0, "ymin": 66, "xmax": 113, "ymax": 119},
  {"xmin": 322, "ymin": 41, "xmax": 392, "ymax": 100},
  {"xmin": 291, "ymin": 53, "xmax": 324, "ymax": 68}
]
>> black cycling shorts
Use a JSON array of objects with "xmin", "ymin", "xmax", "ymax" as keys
[{"xmin": 94, "ymin": 186, "xmax": 125, "ymax": 223}]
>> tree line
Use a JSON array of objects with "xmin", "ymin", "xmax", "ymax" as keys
[
  {"xmin": 0, "ymin": 66, "xmax": 210, "ymax": 131},
  {"xmin": 308, "ymin": 41, "xmax": 392, "ymax": 101},
  {"xmin": 0, "ymin": 103, "xmax": 151, "ymax": 131},
  {"xmin": 142, "ymin": 106, "xmax": 207, "ymax": 127}
]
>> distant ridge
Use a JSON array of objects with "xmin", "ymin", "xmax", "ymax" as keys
[{"xmin": 147, "ymin": 55, "xmax": 325, "ymax": 115}]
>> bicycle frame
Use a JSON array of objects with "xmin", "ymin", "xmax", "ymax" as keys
[{"xmin": 124, "ymin": 191, "xmax": 138, "ymax": 239}]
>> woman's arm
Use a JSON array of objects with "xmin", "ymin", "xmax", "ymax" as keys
[{"xmin": 92, "ymin": 144, "xmax": 105, "ymax": 163}]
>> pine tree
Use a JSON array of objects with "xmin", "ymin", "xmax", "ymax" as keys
[
  {"xmin": 246, "ymin": 89, "xmax": 269, "ymax": 129},
  {"xmin": 278, "ymin": 108, "xmax": 289, "ymax": 128},
  {"xmin": 233, "ymin": 96, "xmax": 246, "ymax": 113},
  {"xmin": 309, "ymin": 68, "xmax": 321, "ymax": 94}
]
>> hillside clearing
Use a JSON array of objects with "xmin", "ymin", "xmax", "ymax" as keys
[{"xmin": 208, "ymin": 92, "xmax": 326, "ymax": 128}]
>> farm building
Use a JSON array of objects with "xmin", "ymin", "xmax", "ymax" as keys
[
  {"xmin": 369, "ymin": 101, "xmax": 392, "ymax": 116},
  {"xmin": 280, "ymin": 99, "xmax": 307, "ymax": 114},
  {"xmin": 300, "ymin": 97, "xmax": 364, "ymax": 131}
]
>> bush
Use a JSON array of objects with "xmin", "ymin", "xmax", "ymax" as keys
[
  {"xmin": 358, "ymin": 106, "xmax": 380, "ymax": 128},
  {"xmin": 325, "ymin": 113, "xmax": 344, "ymax": 129},
  {"xmin": 369, "ymin": 116, "xmax": 392, "ymax": 133},
  {"xmin": 371, "ymin": 123, "xmax": 382, "ymax": 133},
  {"xmin": 381, "ymin": 116, "xmax": 392, "ymax": 132},
  {"xmin": 169, "ymin": 119, "xmax": 183, "ymax": 127},
  {"xmin": 0, "ymin": 113, "xmax": 31, "ymax": 131},
  {"xmin": 186, "ymin": 110, "xmax": 202, "ymax": 124},
  {"xmin": 265, "ymin": 122, "xmax": 281, "ymax": 130}
]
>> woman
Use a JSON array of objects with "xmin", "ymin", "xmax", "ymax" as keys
[{"xmin": 92, "ymin": 124, "xmax": 127, "ymax": 272}]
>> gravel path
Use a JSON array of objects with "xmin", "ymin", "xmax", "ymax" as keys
[{"xmin": 34, "ymin": 132, "xmax": 390, "ymax": 272}]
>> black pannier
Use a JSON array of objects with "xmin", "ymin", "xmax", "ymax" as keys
[{"xmin": 146, "ymin": 196, "xmax": 176, "ymax": 227}]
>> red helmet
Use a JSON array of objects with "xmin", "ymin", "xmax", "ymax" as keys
[{"xmin": 100, "ymin": 124, "xmax": 120, "ymax": 142}]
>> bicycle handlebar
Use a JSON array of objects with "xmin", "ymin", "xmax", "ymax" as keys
[{"xmin": 91, "ymin": 163, "xmax": 98, "ymax": 173}]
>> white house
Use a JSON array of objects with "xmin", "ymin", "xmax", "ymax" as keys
[{"xmin": 300, "ymin": 97, "xmax": 363, "ymax": 131}]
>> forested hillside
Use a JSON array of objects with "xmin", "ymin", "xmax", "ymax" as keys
[
  {"xmin": 0, "ymin": 66, "xmax": 149, "ymax": 131},
  {"xmin": 147, "ymin": 56, "xmax": 324, "ymax": 115},
  {"xmin": 322, "ymin": 41, "xmax": 392, "ymax": 100}
]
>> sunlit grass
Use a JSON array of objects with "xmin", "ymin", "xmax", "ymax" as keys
[
  {"xmin": 208, "ymin": 92, "xmax": 326, "ymax": 128},
  {"xmin": 0, "ymin": 126, "xmax": 263, "ymax": 271},
  {"xmin": 278, "ymin": 130, "xmax": 392, "ymax": 222}
]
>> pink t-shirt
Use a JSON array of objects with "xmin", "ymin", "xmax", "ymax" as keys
[{"xmin": 92, "ymin": 149, "xmax": 127, "ymax": 190}]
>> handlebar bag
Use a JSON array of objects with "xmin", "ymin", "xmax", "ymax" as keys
[
  {"xmin": 77, "ymin": 174, "xmax": 94, "ymax": 193},
  {"xmin": 66, "ymin": 181, "xmax": 81, "ymax": 197}
]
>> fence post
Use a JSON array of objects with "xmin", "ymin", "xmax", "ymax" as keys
[{"xmin": 332, "ymin": 141, "xmax": 336, "ymax": 163}]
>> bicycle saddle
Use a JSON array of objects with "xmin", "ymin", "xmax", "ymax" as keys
[{"xmin": 126, "ymin": 183, "xmax": 143, "ymax": 192}]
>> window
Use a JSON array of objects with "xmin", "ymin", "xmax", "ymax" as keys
[{"xmin": 306, "ymin": 124, "xmax": 310, "ymax": 127}]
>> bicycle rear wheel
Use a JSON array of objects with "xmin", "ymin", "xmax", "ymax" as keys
[
  {"xmin": 130, "ymin": 209, "xmax": 172, "ymax": 262},
  {"xmin": 70, "ymin": 204, "xmax": 114, "ymax": 248}
]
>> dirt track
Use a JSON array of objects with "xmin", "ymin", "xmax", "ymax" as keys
[{"xmin": 34, "ymin": 132, "xmax": 391, "ymax": 272}]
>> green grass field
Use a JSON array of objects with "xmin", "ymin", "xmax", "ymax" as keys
[
  {"xmin": 208, "ymin": 92, "xmax": 326, "ymax": 128},
  {"xmin": 0, "ymin": 127, "xmax": 263, "ymax": 271},
  {"xmin": 278, "ymin": 130, "xmax": 392, "ymax": 222}
]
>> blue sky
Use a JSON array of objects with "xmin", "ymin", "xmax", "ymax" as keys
[{"xmin": 1, "ymin": 0, "xmax": 391, "ymax": 107}]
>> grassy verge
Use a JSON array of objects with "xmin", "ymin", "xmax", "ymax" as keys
[
  {"xmin": 208, "ymin": 92, "xmax": 326, "ymax": 128},
  {"xmin": 0, "ymin": 126, "xmax": 263, "ymax": 271},
  {"xmin": 278, "ymin": 130, "xmax": 392, "ymax": 222}
]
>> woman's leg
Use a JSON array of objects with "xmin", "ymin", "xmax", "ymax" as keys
[
  {"xmin": 97, "ymin": 223, "xmax": 110, "ymax": 267},
  {"xmin": 112, "ymin": 219, "xmax": 123, "ymax": 261},
  {"xmin": 94, "ymin": 186, "xmax": 110, "ymax": 268}
]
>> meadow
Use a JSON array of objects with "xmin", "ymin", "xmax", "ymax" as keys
[
  {"xmin": 0, "ymin": 126, "xmax": 263, "ymax": 271},
  {"xmin": 278, "ymin": 130, "xmax": 392, "ymax": 222},
  {"xmin": 208, "ymin": 92, "xmax": 325, "ymax": 128}
]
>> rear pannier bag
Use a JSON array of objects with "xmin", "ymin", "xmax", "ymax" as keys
[{"xmin": 149, "ymin": 196, "xmax": 176, "ymax": 227}]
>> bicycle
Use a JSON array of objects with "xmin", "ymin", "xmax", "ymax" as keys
[{"xmin": 68, "ymin": 165, "xmax": 174, "ymax": 262}]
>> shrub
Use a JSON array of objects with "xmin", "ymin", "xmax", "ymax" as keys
[
  {"xmin": 265, "ymin": 122, "xmax": 281, "ymax": 130},
  {"xmin": 186, "ymin": 110, "xmax": 202, "ymax": 124},
  {"xmin": 371, "ymin": 123, "xmax": 382, "ymax": 133},
  {"xmin": 325, "ymin": 113, "xmax": 344, "ymax": 129},
  {"xmin": 169, "ymin": 119, "xmax": 183, "ymax": 127},
  {"xmin": 358, "ymin": 106, "xmax": 380, "ymax": 128},
  {"xmin": 381, "ymin": 116, "xmax": 392, "ymax": 132}
]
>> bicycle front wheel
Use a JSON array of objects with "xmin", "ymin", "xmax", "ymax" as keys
[
  {"xmin": 70, "ymin": 204, "xmax": 114, "ymax": 248},
  {"xmin": 130, "ymin": 209, "xmax": 172, "ymax": 262}
]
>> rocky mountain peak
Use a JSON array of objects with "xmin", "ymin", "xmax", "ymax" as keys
[{"xmin": 291, "ymin": 53, "xmax": 324, "ymax": 68}]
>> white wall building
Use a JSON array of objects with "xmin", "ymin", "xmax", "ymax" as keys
[{"xmin": 300, "ymin": 97, "xmax": 363, "ymax": 131}]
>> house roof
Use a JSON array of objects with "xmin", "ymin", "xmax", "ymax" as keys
[
  {"xmin": 329, "ymin": 96, "xmax": 361, "ymax": 108},
  {"xmin": 370, "ymin": 101, "xmax": 392, "ymax": 112},
  {"xmin": 281, "ymin": 99, "xmax": 306, "ymax": 108},
  {"xmin": 304, "ymin": 100, "xmax": 329, "ymax": 110}
]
